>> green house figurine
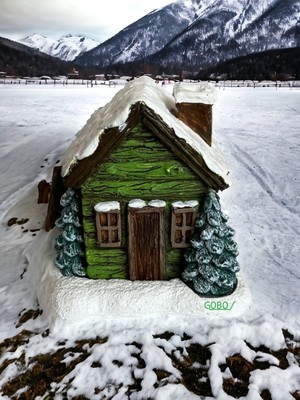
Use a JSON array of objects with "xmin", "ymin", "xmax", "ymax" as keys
[{"xmin": 45, "ymin": 76, "xmax": 238, "ymax": 296}]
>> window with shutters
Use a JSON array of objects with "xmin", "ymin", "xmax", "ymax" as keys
[{"xmin": 171, "ymin": 206, "xmax": 197, "ymax": 248}]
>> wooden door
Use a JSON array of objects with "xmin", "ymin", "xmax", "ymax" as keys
[{"xmin": 128, "ymin": 207, "xmax": 165, "ymax": 280}]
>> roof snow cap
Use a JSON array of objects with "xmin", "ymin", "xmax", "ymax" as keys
[
  {"xmin": 61, "ymin": 76, "xmax": 230, "ymax": 188},
  {"xmin": 173, "ymin": 81, "xmax": 218, "ymax": 105}
]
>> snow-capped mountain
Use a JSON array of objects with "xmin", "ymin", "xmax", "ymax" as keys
[
  {"xmin": 18, "ymin": 33, "xmax": 100, "ymax": 61},
  {"xmin": 75, "ymin": 0, "xmax": 202, "ymax": 67},
  {"xmin": 0, "ymin": 36, "xmax": 70, "ymax": 77},
  {"xmin": 151, "ymin": 0, "xmax": 300, "ymax": 72},
  {"xmin": 75, "ymin": 0, "xmax": 300, "ymax": 72},
  {"xmin": 18, "ymin": 33, "xmax": 57, "ymax": 55}
]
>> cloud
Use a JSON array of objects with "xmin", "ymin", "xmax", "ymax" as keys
[{"xmin": 0, "ymin": 0, "xmax": 172, "ymax": 41}]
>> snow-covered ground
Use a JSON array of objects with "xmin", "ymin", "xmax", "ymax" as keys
[{"xmin": 0, "ymin": 83, "xmax": 299, "ymax": 399}]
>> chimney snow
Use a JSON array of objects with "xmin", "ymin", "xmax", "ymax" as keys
[{"xmin": 173, "ymin": 82, "xmax": 218, "ymax": 146}]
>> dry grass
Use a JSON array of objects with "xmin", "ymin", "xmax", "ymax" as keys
[{"xmin": 0, "ymin": 311, "xmax": 299, "ymax": 399}]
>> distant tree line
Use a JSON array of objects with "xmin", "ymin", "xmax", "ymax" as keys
[
  {"xmin": 1, "ymin": 34, "xmax": 299, "ymax": 81},
  {"xmin": 198, "ymin": 47, "xmax": 300, "ymax": 81},
  {"xmin": 0, "ymin": 37, "xmax": 70, "ymax": 77},
  {"xmin": 94, "ymin": 47, "xmax": 300, "ymax": 81}
]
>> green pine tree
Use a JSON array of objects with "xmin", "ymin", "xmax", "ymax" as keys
[
  {"xmin": 182, "ymin": 189, "xmax": 240, "ymax": 297},
  {"xmin": 54, "ymin": 189, "xmax": 86, "ymax": 277}
]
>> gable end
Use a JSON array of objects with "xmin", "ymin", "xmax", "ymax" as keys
[
  {"xmin": 63, "ymin": 103, "xmax": 142, "ymax": 188},
  {"xmin": 63, "ymin": 102, "xmax": 228, "ymax": 192},
  {"xmin": 140, "ymin": 104, "xmax": 228, "ymax": 191}
]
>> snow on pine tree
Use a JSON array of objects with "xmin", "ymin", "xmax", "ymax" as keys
[
  {"xmin": 54, "ymin": 189, "xmax": 86, "ymax": 277},
  {"xmin": 182, "ymin": 189, "xmax": 240, "ymax": 297}
]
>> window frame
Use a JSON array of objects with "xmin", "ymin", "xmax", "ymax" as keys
[
  {"xmin": 95, "ymin": 208, "xmax": 122, "ymax": 248},
  {"xmin": 171, "ymin": 206, "xmax": 197, "ymax": 248}
]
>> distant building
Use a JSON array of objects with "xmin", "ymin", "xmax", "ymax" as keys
[{"xmin": 68, "ymin": 68, "xmax": 79, "ymax": 79}]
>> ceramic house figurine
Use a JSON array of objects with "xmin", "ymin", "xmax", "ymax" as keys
[{"xmin": 46, "ymin": 76, "xmax": 232, "ymax": 284}]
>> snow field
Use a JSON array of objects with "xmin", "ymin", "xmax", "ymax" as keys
[{"xmin": 0, "ymin": 83, "xmax": 299, "ymax": 399}]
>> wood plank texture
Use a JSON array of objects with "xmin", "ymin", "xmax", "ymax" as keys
[
  {"xmin": 176, "ymin": 102, "xmax": 212, "ymax": 146},
  {"xmin": 64, "ymin": 103, "xmax": 228, "ymax": 191},
  {"xmin": 45, "ymin": 166, "xmax": 65, "ymax": 232},
  {"xmin": 86, "ymin": 248, "xmax": 128, "ymax": 279},
  {"xmin": 81, "ymin": 122, "xmax": 208, "ymax": 280},
  {"xmin": 141, "ymin": 105, "xmax": 228, "ymax": 190},
  {"xmin": 128, "ymin": 207, "xmax": 165, "ymax": 280}
]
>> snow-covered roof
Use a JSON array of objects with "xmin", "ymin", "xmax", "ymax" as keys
[{"xmin": 61, "ymin": 76, "xmax": 230, "ymax": 188}]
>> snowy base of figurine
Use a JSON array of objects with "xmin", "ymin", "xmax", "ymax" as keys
[{"xmin": 26, "ymin": 229, "xmax": 251, "ymax": 327}]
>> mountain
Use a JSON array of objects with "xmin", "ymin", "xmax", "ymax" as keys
[
  {"xmin": 75, "ymin": 0, "xmax": 201, "ymax": 67},
  {"xmin": 0, "ymin": 36, "xmax": 70, "ymax": 77},
  {"xmin": 18, "ymin": 34, "xmax": 100, "ymax": 62},
  {"xmin": 150, "ymin": 0, "xmax": 300, "ymax": 73},
  {"xmin": 75, "ymin": 0, "xmax": 300, "ymax": 75}
]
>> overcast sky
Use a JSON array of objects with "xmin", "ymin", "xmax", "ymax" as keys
[{"xmin": 1, "ymin": 0, "xmax": 173, "ymax": 42}]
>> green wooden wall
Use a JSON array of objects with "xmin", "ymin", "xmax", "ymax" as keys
[{"xmin": 81, "ymin": 122, "xmax": 209, "ymax": 279}]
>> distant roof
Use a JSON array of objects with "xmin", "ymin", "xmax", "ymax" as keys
[{"xmin": 61, "ymin": 76, "xmax": 230, "ymax": 189}]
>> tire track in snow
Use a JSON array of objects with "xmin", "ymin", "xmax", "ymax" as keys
[
  {"xmin": 231, "ymin": 143, "xmax": 274, "ymax": 196},
  {"xmin": 231, "ymin": 144, "xmax": 299, "ymax": 218}
]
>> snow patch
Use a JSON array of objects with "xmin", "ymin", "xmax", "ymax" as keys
[
  {"xmin": 94, "ymin": 201, "xmax": 120, "ymax": 212},
  {"xmin": 128, "ymin": 199, "xmax": 147, "ymax": 208},
  {"xmin": 128, "ymin": 199, "xmax": 167, "ymax": 208},
  {"xmin": 172, "ymin": 200, "xmax": 199, "ymax": 208},
  {"xmin": 173, "ymin": 81, "xmax": 218, "ymax": 105},
  {"xmin": 148, "ymin": 199, "xmax": 167, "ymax": 208}
]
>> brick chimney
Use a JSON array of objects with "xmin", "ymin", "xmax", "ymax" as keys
[{"xmin": 173, "ymin": 82, "xmax": 218, "ymax": 146}]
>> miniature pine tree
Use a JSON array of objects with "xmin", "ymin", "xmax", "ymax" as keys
[
  {"xmin": 182, "ymin": 189, "xmax": 240, "ymax": 297},
  {"xmin": 54, "ymin": 189, "xmax": 86, "ymax": 277}
]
